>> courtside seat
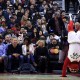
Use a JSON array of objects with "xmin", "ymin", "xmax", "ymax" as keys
[
  {"xmin": 47, "ymin": 53, "xmax": 63, "ymax": 73},
  {"xmin": 0, "ymin": 62, "xmax": 4, "ymax": 72}
]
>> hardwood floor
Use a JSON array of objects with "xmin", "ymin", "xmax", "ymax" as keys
[{"xmin": 0, "ymin": 73, "xmax": 80, "ymax": 80}]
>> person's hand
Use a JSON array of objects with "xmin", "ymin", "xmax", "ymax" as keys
[
  {"xmin": 56, "ymin": 46, "xmax": 59, "ymax": 49},
  {"xmin": 40, "ymin": 56, "xmax": 46, "ymax": 59},
  {"xmin": 27, "ymin": 51, "xmax": 31, "ymax": 54},
  {"xmin": 12, "ymin": 53, "xmax": 20, "ymax": 57},
  {"xmin": 0, "ymin": 57, "xmax": 3, "ymax": 62}
]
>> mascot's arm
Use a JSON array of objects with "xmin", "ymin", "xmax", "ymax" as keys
[
  {"xmin": 68, "ymin": 13, "xmax": 74, "ymax": 32},
  {"xmin": 68, "ymin": 13, "xmax": 76, "ymax": 43},
  {"xmin": 68, "ymin": 21, "xmax": 74, "ymax": 32}
]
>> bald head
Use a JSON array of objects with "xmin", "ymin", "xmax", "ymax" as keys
[{"xmin": 75, "ymin": 22, "xmax": 80, "ymax": 30}]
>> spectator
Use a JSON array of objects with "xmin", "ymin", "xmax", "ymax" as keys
[
  {"xmin": 34, "ymin": 40, "xmax": 48, "ymax": 73},
  {"xmin": 0, "ymin": 35, "xmax": 7, "ymax": 72},
  {"xmin": 40, "ymin": 17, "xmax": 48, "ymax": 36},
  {"xmin": 47, "ymin": 11, "xmax": 65, "ymax": 36},
  {"xmin": 25, "ymin": 20, "xmax": 35, "ymax": 39},
  {"xmin": 7, "ymin": 37, "xmax": 23, "ymax": 71},
  {"xmin": 0, "ymin": 0, "xmax": 7, "ymax": 9},
  {"xmin": 7, "ymin": 16, "xmax": 16, "ymax": 29},
  {"xmin": 31, "ymin": 28, "xmax": 39, "ymax": 40},
  {"xmin": 4, "ymin": 34, "xmax": 11, "ymax": 45},
  {"xmin": 0, "ymin": 18, "xmax": 7, "ymax": 35},
  {"xmin": 52, "ymin": 1, "xmax": 59, "ymax": 12},
  {"xmin": 16, "ymin": 4, "xmax": 24, "ymax": 24},
  {"xmin": 22, "ymin": 37, "xmax": 37, "ymax": 66},
  {"xmin": 38, "ymin": 30, "xmax": 45, "ymax": 39}
]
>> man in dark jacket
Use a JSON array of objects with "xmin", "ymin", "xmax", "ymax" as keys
[
  {"xmin": 7, "ymin": 37, "xmax": 23, "ymax": 71},
  {"xmin": 47, "ymin": 11, "xmax": 65, "ymax": 36}
]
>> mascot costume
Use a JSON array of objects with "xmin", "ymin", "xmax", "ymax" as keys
[{"xmin": 62, "ymin": 13, "xmax": 80, "ymax": 77}]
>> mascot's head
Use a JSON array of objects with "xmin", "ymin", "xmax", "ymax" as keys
[{"xmin": 68, "ymin": 62, "xmax": 79, "ymax": 73}]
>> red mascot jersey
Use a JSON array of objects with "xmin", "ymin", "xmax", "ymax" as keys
[{"xmin": 68, "ymin": 21, "xmax": 80, "ymax": 62}]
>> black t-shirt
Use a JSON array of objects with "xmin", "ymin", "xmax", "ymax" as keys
[{"xmin": 7, "ymin": 44, "xmax": 22, "ymax": 55}]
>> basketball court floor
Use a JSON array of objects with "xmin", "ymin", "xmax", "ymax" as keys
[{"xmin": 0, "ymin": 73, "xmax": 80, "ymax": 80}]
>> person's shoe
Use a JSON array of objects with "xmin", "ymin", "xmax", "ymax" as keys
[
  {"xmin": 7, "ymin": 69, "xmax": 11, "ymax": 73},
  {"xmin": 4, "ymin": 70, "xmax": 7, "ymax": 73}
]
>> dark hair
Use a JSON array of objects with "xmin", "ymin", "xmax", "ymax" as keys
[
  {"xmin": 0, "ymin": 35, "xmax": 3, "ymax": 39},
  {"xmin": 24, "ymin": 36, "xmax": 29, "ymax": 40},
  {"xmin": 24, "ymin": 36, "xmax": 30, "ymax": 43}
]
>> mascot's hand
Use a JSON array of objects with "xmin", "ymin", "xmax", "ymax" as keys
[
  {"xmin": 60, "ymin": 75, "xmax": 67, "ymax": 77},
  {"xmin": 69, "ymin": 13, "xmax": 72, "ymax": 21},
  {"xmin": 69, "ymin": 13, "xmax": 72, "ymax": 17}
]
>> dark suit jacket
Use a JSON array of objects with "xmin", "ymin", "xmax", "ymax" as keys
[
  {"xmin": 7, "ymin": 44, "xmax": 22, "ymax": 55},
  {"xmin": 46, "ymin": 17, "xmax": 65, "ymax": 36}
]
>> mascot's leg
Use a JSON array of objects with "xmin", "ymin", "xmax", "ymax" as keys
[
  {"xmin": 79, "ymin": 61, "xmax": 80, "ymax": 72},
  {"xmin": 62, "ymin": 57, "xmax": 70, "ymax": 77}
]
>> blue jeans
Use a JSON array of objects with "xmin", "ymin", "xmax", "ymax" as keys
[
  {"xmin": 23, "ymin": 54, "xmax": 35, "ymax": 63},
  {"xmin": 7, "ymin": 55, "xmax": 23, "ymax": 70}
]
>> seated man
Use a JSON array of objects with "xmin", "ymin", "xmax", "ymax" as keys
[
  {"xmin": 0, "ymin": 36, "xmax": 7, "ymax": 72},
  {"xmin": 7, "ymin": 37, "xmax": 23, "ymax": 71}
]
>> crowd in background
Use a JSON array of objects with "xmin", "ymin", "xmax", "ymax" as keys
[{"xmin": 0, "ymin": 0, "xmax": 80, "ymax": 73}]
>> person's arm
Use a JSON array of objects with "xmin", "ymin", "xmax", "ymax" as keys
[
  {"xmin": 29, "ymin": 44, "xmax": 36, "ymax": 55},
  {"xmin": 18, "ymin": 45, "xmax": 22, "ymax": 55},
  {"xmin": 7, "ymin": 45, "xmax": 12, "ymax": 55},
  {"xmin": 46, "ymin": 19, "xmax": 53, "ymax": 33},
  {"xmin": 22, "ymin": 45, "xmax": 27, "ymax": 55},
  {"xmin": 2, "ymin": 44, "xmax": 6, "ymax": 57}
]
